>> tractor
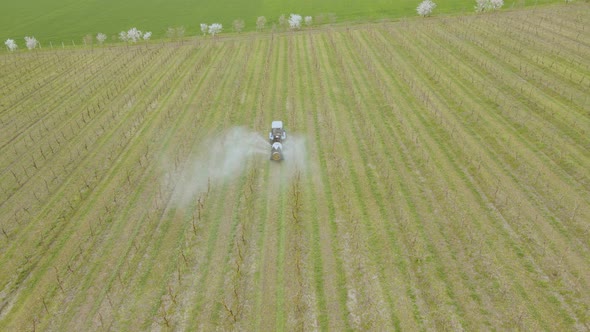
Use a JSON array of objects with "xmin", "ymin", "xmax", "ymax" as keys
[{"xmin": 269, "ymin": 121, "xmax": 286, "ymax": 161}]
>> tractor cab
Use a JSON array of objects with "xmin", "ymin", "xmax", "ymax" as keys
[{"xmin": 269, "ymin": 121, "xmax": 287, "ymax": 144}]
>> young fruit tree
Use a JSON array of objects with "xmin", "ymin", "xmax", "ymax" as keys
[
  {"xmin": 304, "ymin": 16, "xmax": 313, "ymax": 26},
  {"xmin": 5, "ymin": 39, "xmax": 17, "ymax": 51},
  {"xmin": 233, "ymin": 19, "xmax": 245, "ymax": 33},
  {"xmin": 96, "ymin": 33, "xmax": 107, "ymax": 45},
  {"xmin": 256, "ymin": 16, "xmax": 267, "ymax": 31},
  {"xmin": 83, "ymin": 34, "xmax": 93, "ymax": 46},
  {"xmin": 417, "ymin": 0, "xmax": 437, "ymax": 17},
  {"xmin": 176, "ymin": 26, "xmax": 185, "ymax": 40},
  {"xmin": 475, "ymin": 0, "xmax": 503, "ymax": 12},
  {"xmin": 278, "ymin": 14, "xmax": 287, "ymax": 30},
  {"xmin": 143, "ymin": 31, "xmax": 152, "ymax": 41},
  {"xmin": 491, "ymin": 0, "xmax": 504, "ymax": 9},
  {"xmin": 200, "ymin": 23, "xmax": 208, "ymax": 36},
  {"xmin": 24, "ymin": 36, "xmax": 38, "ymax": 50},
  {"xmin": 119, "ymin": 31, "xmax": 129, "ymax": 42},
  {"xmin": 208, "ymin": 23, "xmax": 222, "ymax": 36},
  {"xmin": 127, "ymin": 27, "xmax": 143, "ymax": 43},
  {"xmin": 167, "ymin": 26, "xmax": 185, "ymax": 40},
  {"xmin": 288, "ymin": 14, "xmax": 303, "ymax": 30}
]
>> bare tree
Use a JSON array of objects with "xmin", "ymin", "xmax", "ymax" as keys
[
  {"xmin": 232, "ymin": 19, "xmax": 245, "ymax": 33},
  {"xmin": 328, "ymin": 13, "xmax": 337, "ymax": 23},
  {"xmin": 256, "ymin": 16, "xmax": 267, "ymax": 31},
  {"xmin": 278, "ymin": 14, "xmax": 288, "ymax": 31},
  {"xmin": 167, "ymin": 27, "xmax": 176, "ymax": 39},
  {"xmin": 166, "ymin": 26, "xmax": 185, "ymax": 42},
  {"xmin": 177, "ymin": 26, "xmax": 185, "ymax": 41},
  {"xmin": 316, "ymin": 13, "xmax": 325, "ymax": 25},
  {"xmin": 83, "ymin": 34, "xmax": 93, "ymax": 47},
  {"xmin": 315, "ymin": 13, "xmax": 336, "ymax": 25}
]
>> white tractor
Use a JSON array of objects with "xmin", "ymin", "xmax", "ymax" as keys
[{"xmin": 269, "ymin": 121, "xmax": 287, "ymax": 161}]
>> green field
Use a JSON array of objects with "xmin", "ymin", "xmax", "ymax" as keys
[
  {"xmin": 1, "ymin": 0, "xmax": 561, "ymax": 43},
  {"xmin": 1, "ymin": 2, "xmax": 590, "ymax": 331}
]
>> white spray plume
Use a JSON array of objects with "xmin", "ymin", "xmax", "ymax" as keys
[
  {"xmin": 165, "ymin": 127, "xmax": 266, "ymax": 205},
  {"xmin": 163, "ymin": 126, "xmax": 309, "ymax": 207},
  {"xmin": 281, "ymin": 133, "xmax": 308, "ymax": 173}
]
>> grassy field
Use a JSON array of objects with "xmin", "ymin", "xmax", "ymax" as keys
[
  {"xmin": 1, "ymin": 0, "xmax": 562, "ymax": 43},
  {"xmin": 1, "ymin": 2, "xmax": 590, "ymax": 330}
]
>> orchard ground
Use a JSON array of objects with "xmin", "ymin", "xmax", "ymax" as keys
[{"xmin": 1, "ymin": 2, "xmax": 590, "ymax": 331}]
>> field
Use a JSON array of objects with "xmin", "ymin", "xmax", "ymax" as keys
[
  {"xmin": 0, "ymin": 0, "xmax": 561, "ymax": 43},
  {"xmin": 1, "ymin": 3, "xmax": 590, "ymax": 331}
]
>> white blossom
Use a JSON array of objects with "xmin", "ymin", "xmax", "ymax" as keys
[
  {"xmin": 288, "ymin": 14, "xmax": 302, "ymax": 30},
  {"xmin": 475, "ymin": 0, "xmax": 503, "ymax": 12},
  {"xmin": 417, "ymin": 0, "xmax": 437, "ymax": 16},
  {"xmin": 96, "ymin": 33, "xmax": 107, "ymax": 44},
  {"xmin": 127, "ymin": 27, "xmax": 143, "ymax": 43},
  {"xmin": 119, "ymin": 31, "xmax": 128, "ymax": 42},
  {"xmin": 24, "ymin": 36, "xmax": 38, "ymax": 50},
  {"xmin": 5, "ymin": 39, "xmax": 17, "ymax": 51},
  {"xmin": 208, "ymin": 23, "xmax": 222, "ymax": 36},
  {"xmin": 304, "ymin": 16, "xmax": 313, "ymax": 26},
  {"xmin": 200, "ymin": 23, "xmax": 208, "ymax": 35},
  {"xmin": 143, "ymin": 31, "xmax": 152, "ymax": 41},
  {"xmin": 490, "ymin": 0, "xmax": 504, "ymax": 9}
]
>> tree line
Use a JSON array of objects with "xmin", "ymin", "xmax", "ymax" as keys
[{"xmin": 4, "ymin": 2, "xmax": 507, "ymax": 51}]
